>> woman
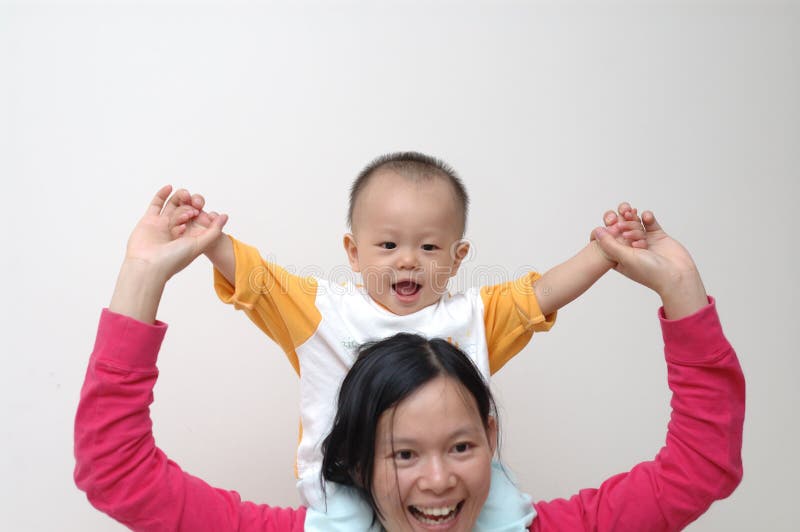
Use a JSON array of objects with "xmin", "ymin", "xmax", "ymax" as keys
[{"xmin": 74, "ymin": 186, "xmax": 744, "ymax": 531}]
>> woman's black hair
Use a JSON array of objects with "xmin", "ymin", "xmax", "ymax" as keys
[{"xmin": 320, "ymin": 332, "xmax": 496, "ymax": 523}]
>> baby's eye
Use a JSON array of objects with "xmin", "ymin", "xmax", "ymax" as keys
[
  {"xmin": 452, "ymin": 442, "xmax": 472, "ymax": 454},
  {"xmin": 421, "ymin": 244, "xmax": 438, "ymax": 251},
  {"xmin": 381, "ymin": 242, "xmax": 397, "ymax": 250}
]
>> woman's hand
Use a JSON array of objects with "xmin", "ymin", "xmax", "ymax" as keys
[
  {"xmin": 109, "ymin": 186, "xmax": 228, "ymax": 323},
  {"xmin": 594, "ymin": 210, "xmax": 708, "ymax": 319},
  {"xmin": 125, "ymin": 185, "xmax": 227, "ymax": 281}
]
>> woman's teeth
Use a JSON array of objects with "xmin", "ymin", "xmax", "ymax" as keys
[{"xmin": 409, "ymin": 503, "xmax": 460, "ymax": 524}]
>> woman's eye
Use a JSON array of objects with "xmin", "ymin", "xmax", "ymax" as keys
[
  {"xmin": 452, "ymin": 442, "xmax": 472, "ymax": 454},
  {"xmin": 421, "ymin": 244, "xmax": 438, "ymax": 251},
  {"xmin": 381, "ymin": 242, "xmax": 397, "ymax": 250},
  {"xmin": 394, "ymin": 450, "xmax": 414, "ymax": 461}
]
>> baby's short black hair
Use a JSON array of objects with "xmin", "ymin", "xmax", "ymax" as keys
[{"xmin": 348, "ymin": 151, "xmax": 469, "ymax": 235}]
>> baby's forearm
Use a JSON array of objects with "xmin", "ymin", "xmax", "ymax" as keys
[
  {"xmin": 533, "ymin": 240, "xmax": 614, "ymax": 316},
  {"xmin": 204, "ymin": 233, "xmax": 235, "ymax": 285}
]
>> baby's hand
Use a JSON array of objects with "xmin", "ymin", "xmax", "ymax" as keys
[
  {"xmin": 603, "ymin": 202, "xmax": 648, "ymax": 250},
  {"xmin": 164, "ymin": 188, "xmax": 217, "ymax": 239},
  {"xmin": 592, "ymin": 202, "xmax": 647, "ymax": 265}
]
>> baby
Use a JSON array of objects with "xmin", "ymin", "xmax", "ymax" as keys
[{"xmin": 171, "ymin": 152, "xmax": 644, "ymax": 531}]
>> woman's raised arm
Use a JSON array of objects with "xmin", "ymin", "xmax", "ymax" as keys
[
  {"xmin": 76, "ymin": 187, "xmax": 306, "ymax": 530},
  {"xmin": 531, "ymin": 211, "xmax": 744, "ymax": 531}
]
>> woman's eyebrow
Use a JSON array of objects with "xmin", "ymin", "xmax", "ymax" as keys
[{"xmin": 388, "ymin": 427, "xmax": 482, "ymax": 447}]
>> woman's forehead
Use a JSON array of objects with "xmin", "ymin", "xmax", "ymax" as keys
[{"xmin": 376, "ymin": 376, "xmax": 484, "ymax": 445}]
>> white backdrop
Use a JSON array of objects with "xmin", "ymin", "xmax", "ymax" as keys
[{"xmin": 2, "ymin": 1, "xmax": 798, "ymax": 530}]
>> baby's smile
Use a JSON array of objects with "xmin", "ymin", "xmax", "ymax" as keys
[{"xmin": 392, "ymin": 280, "xmax": 422, "ymax": 297}]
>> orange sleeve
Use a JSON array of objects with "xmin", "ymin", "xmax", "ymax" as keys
[
  {"xmin": 480, "ymin": 271, "xmax": 557, "ymax": 375},
  {"xmin": 213, "ymin": 236, "xmax": 321, "ymax": 375}
]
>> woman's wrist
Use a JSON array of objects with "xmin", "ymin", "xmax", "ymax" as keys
[
  {"xmin": 658, "ymin": 270, "xmax": 708, "ymax": 320},
  {"xmin": 108, "ymin": 259, "xmax": 168, "ymax": 324}
]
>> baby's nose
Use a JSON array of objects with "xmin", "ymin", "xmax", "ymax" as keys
[{"xmin": 396, "ymin": 249, "xmax": 418, "ymax": 269}]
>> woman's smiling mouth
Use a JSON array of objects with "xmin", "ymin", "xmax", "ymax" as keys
[{"xmin": 408, "ymin": 501, "xmax": 463, "ymax": 527}]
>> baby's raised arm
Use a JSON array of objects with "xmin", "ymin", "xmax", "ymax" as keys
[
  {"xmin": 532, "ymin": 202, "xmax": 647, "ymax": 316},
  {"xmin": 203, "ymin": 228, "xmax": 235, "ymax": 284}
]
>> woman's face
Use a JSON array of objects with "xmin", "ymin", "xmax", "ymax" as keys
[{"xmin": 372, "ymin": 376, "xmax": 497, "ymax": 531}]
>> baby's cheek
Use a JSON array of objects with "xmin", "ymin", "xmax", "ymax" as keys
[{"xmin": 429, "ymin": 266, "xmax": 454, "ymax": 290}]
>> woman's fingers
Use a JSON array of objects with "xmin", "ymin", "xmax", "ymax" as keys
[
  {"xmin": 146, "ymin": 185, "xmax": 173, "ymax": 217},
  {"xmin": 642, "ymin": 210, "xmax": 663, "ymax": 232}
]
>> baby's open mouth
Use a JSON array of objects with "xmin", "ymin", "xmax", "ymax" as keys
[
  {"xmin": 392, "ymin": 280, "xmax": 422, "ymax": 297},
  {"xmin": 408, "ymin": 501, "xmax": 463, "ymax": 526}
]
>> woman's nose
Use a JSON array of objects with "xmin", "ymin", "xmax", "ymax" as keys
[{"xmin": 417, "ymin": 458, "xmax": 457, "ymax": 494}]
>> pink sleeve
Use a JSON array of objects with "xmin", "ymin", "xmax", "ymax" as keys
[
  {"xmin": 74, "ymin": 309, "xmax": 306, "ymax": 531},
  {"xmin": 530, "ymin": 298, "xmax": 745, "ymax": 532}
]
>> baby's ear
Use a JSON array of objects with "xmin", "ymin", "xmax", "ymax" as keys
[
  {"xmin": 450, "ymin": 239, "xmax": 471, "ymax": 274},
  {"xmin": 343, "ymin": 233, "xmax": 361, "ymax": 272}
]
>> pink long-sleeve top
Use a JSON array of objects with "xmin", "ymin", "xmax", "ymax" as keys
[{"xmin": 74, "ymin": 299, "xmax": 744, "ymax": 531}]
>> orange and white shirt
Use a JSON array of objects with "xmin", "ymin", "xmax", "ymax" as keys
[{"xmin": 215, "ymin": 236, "xmax": 556, "ymax": 507}]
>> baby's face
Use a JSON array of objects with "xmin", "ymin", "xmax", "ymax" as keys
[{"xmin": 344, "ymin": 171, "xmax": 469, "ymax": 315}]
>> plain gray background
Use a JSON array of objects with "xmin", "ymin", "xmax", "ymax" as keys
[{"xmin": 1, "ymin": 1, "xmax": 798, "ymax": 530}]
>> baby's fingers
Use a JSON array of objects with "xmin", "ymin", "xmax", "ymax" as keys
[
  {"xmin": 603, "ymin": 210, "xmax": 619, "ymax": 227},
  {"xmin": 194, "ymin": 209, "xmax": 214, "ymax": 228},
  {"xmin": 621, "ymin": 222, "xmax": 646, "ymax": 242},
  {"xmin": 195, "ymin": 212, "xmax": 229, "ymax": 250},
  {"xmin": 162, "ymin": 188, "xmax": 193, "ymax": 217},
  {"xmin": 168, "ymin": 205, "xmax": 199, "ymax": 238},
  {"xmin": 623, "ymin": 207, "xmax": 650, "ymax": 248},
  {"xmin": 592, "ymin": 211, "xmax": 622, "ymax": 242},
  {"xmin": 617, "ymin": 202, "xmax": 634, "ymax": 219}
]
